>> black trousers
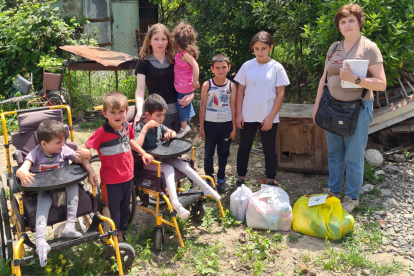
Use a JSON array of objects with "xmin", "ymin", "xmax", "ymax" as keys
[
  {"xmin": 237, "ymin": 122, "xmax": 278, "ymax": 179},
  {"xmin": 106, "ymin": 179, "xmax": 132, "ymax": 231},
  {"xmin": 204, "ymin": 121, "xmax": 232, "ymax": 180}
]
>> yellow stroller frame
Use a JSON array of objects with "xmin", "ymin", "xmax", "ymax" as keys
[{"xmin": 0, "ymin": 105, "xmax": 128, "ymax": 276}]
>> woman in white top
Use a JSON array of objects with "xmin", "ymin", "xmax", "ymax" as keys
[{"xmin": 234, "ymin": 31, "xmax": 290, "ymax": 189}]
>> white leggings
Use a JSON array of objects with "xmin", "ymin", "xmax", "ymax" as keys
[{"xmin": 144, "ymin": 158, "xmax": 220, "ymax": 210}]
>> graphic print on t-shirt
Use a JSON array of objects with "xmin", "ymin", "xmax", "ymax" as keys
[
  {"xmin": 207, "ymin": 92, "xmax": 218, "ymax": 112},
  {"xmin": 40, "ymin": 164, "xmax": 59, "ymax": 172}
]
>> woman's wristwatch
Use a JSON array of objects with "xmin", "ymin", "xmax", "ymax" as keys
[{"xmin": 355, "ymin": 76, "xmax": 361, "ymax": 84}]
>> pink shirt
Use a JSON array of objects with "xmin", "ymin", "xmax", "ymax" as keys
[{"xmin": 174, "ymin": 51, "xmax": 194, "ymax": 94}]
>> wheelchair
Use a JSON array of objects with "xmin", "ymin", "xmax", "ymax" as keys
[
  {"xmin": 93, "ymin": 103, "xmax": 225, "ymax": 250},
  {"xmin": 0, "ymin": 106, "xmax": 133, "ymax": 276}
]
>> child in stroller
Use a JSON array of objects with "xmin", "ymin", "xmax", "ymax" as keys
[
  {"xmin": 134, "ymin": 94, "xmax": 221, "ymax": 219},
  {"xmin": 16, "ymin": 119, "xmax": 97, "ymax": 267}
]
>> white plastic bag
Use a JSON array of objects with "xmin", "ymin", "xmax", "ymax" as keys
[
  {"xmin": 246, "ymin": 184, "xmax": 293, "ymax": 231},
  {"xmin": 230, "ymin": 184, "xmax": 252, "ymax": 221}
]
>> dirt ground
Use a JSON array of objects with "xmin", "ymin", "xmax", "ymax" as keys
[{"xmin": 0, "ymin": 123, "xmax": 412, "ymax": 276}]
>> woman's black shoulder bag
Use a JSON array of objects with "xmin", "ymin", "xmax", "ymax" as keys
[{"xmin": 315, "ymin": 44, "xmax": 367, "ymax": 137}]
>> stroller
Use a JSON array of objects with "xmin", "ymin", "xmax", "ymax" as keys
[
  {"xmin": 0, "ymin": 105, "xmax": 134, "ymax": 276},
  {"xmin": 93, "ymin": 103, "xmax": 226, "ymax": 250}
]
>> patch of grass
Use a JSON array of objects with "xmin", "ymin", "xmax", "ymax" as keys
[
  {"xmin": 201, "ymin": 207, "xmax": 216, "ymax": 233},
  {"xmin": 0, "ymin": 259, "xmax": 12, "ymax": 276},
  {"xmin": 174, "ymin": 240, "xmax": 222, "ymax": 275},
  {"xmin": 219, "ymin": 209, "xmax": 243, "ymax": 229},
  {"xmin": 317, "ymin": 238, "xmax": 405, "ymax": 274},
  {"xmin": 363, "ymin": 164, "xmax": 384, "ymax": 184},
  {"xmin": 288, "ymin": 232, "xmax": 300, "ymax": 243},
  {"xmin": 300, "ymin": 252, "xmax": 311, "ymax": 263},
  {"xmin": 79, "ymin": 118, "xmax": 106, "ymax": 130},
  {"xmin": 237, "ymin": 229, "xmax": 283, "ymax": 270}
]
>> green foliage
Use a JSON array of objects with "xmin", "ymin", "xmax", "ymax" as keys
[
  {"xmin": 402, "ymin": 149, "xmax": 410, "ymax": 158},
  {"xmin": 0, "ymin": 0, "xmax": 90, "ymax": 96},
  {"xmin": 219, "ymin": 209, "xmax": 243, "ymax": 229},
  {"xmin": 237, "ymin": 229, "xmax": 283, "ymax": 271},
  {"xmin": 174, "ymin": 240, "xmax": 222, "ymax": 275},
  {"xmin": 0, "ymin": 259, "xmax": 12, "ymax": 276},
  {"xmin": 201, "ymin": 206, "xmax": 216, "ymax": 233},
  {"xmin": 151, "ymin": 0, "xmax": 261, "ymax": 83},
  {"xmin": 363, "ymin": 164, "xmax": 384, "ymax": 184}
]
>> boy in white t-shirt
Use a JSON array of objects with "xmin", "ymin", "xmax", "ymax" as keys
[{"xmin": 199, "ymin": 54, "xmax": 237, "ymax": 193}]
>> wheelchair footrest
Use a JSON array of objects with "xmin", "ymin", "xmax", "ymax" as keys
[{"xmin": 148, "ymin": 187, "xmax": 204, "ymax": 208}]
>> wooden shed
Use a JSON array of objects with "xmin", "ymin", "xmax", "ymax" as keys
[{"xmin": 276, "ymin": 104, "xmax": 329, "ymax": 174}]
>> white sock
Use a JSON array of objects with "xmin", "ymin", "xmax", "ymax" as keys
[
  {"xmin": 61, "ymin": 198, "xmax": 82, "ymax": 238},
  {"xmin": 35, "ymin": 220, "xmax": 51, "ymax": 267}
]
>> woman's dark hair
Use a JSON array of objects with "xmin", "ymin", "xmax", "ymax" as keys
[
  {"xmin": 250, "ymin": 31, "xmax": 274, "ymax": 51},
  {"xmin": 335, "ymin": 4, "xmax": 365, "ymax": 31}
]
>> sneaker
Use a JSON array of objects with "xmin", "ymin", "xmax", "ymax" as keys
[
  {"xmin": 341, "ymin": 196, "xmax": 359, "ymax": 213},
  {"xmin": 176, "ymin": 125, "xmax": 191, "ymax": 139},
  {"xmin": 328, "ymin": 189, "xmax": 341, "ymax": 198},
  {"xmin": 217, "ymin": 178, "xmax": 229, "ymax": 194},
  {"xmin": 234, "ymin": 178, "xmax": 245, "ymax": 191}
]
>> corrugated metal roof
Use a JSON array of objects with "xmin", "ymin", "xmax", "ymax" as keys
[{"xmin": 59, "ymin": 45, "xmax": 137, "ymax": 67}]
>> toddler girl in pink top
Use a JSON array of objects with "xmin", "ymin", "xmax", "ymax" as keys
[{"xmin": 172, "ymin": 22, "xmax": 200, "ymax": 138}]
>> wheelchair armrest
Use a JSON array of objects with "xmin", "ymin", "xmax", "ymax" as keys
[
  {"xmin": 7, "ymin": 173, "xmax": 19, "ymax": 194},
  {"xmin": 13, "ymin": 150, "xmax": 24, "ymax": 167},
  {"xmin": 66, "ymin": 141, "xmax": 78, "ymax": 151}
]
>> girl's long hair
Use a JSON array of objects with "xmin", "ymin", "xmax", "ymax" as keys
[
  {"xmin": 172, "ymin": 22, "xmax": 199, "ymax": 59},
  {"xmin": 139, "ymin": 23, "xmax": 174, "ymax": 64}
]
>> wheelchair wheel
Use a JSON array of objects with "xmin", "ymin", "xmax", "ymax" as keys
[
  {"xmin": 189, "ymin": 200, "xmax": 206, "ymax": 222},
  {"xmin": 0, "ymin": 180, "xmax": 13, "ymax": 260},
  {"xmin": 154, "ymin": 227, "xmax": 164, "ymax": 251},
  {"xmin": 44, "ymin": 92, "xmax": 64, "ymax": 107},
  {"xmin": 128, "ymin": 183, "xmax": 137, "ymax": 226},
  {"xmin": 105, "ymin": 243, "xmax": 135, "ymax": 269}
]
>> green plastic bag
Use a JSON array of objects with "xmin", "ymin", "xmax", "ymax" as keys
[{"xmin": 292, "ymin": 194, "xmax": 354, "ymax": 240}]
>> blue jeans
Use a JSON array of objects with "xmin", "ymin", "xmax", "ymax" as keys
[
  {"xmin": 176, "ymin": 92, "xmax": 195, "ymax": 123},
  {"xmin": 326, "ymin": 99, "xmax": 373, "ymax": 200}
]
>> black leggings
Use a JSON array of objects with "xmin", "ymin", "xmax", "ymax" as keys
[{"xmin": 237, "ymin": 122, "xmax": 278, "ymax": 179}]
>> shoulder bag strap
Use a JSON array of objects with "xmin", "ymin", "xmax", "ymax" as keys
[{"xmin": 325, "ymin": 41, "xmax": 342, "ymax": 85}]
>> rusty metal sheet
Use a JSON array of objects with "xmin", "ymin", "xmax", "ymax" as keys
[
  {"xmin": 67, "ymin": 60, "xmax": 136, "ymax": 71},
  {"xmin": 59, "ymin": 45, "xmax": 137, "ymax": 67}
]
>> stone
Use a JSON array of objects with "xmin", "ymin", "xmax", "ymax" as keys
[
  {"xmin": 374, "ymin": 170, "xmax": 386, "ymax": 179},
  {"xmin": 365, "ymin": 149, "xmax": 384, "ymax": 167},
  {"xmin": 254, "ymin": 163, "xmax": 263, "ymax": 168},
  {"xmin": 380, "ymin": 189, "xmax": 392, "ymax": 196},
  {"xmin": 394, "ymin": 154, "xmax": 407, "ymax": 162},
  {"xmin": 295, "ymin": 262, "xmax": 308, "ymax": 274},
  {"xmin": 239, "ymin": 231, "xmax": 249, "ymax": 243},
  {"xmin": 384, "ymin": 164, "xmax": 400, "ymax": 174},
  {"xmin": 392, "ymin": 241, "xmax": 400, "ymax": 247},
  {"xmin": 382, "ymin": 237, "xmax": 389, "ymax": 246},
  {"xmin": 361, "ymin": 269, "xmax": 371, "ymax": 275},
  {"xmin": 361, "ymin": 184, "xmax": 375, "ymax": 193},
  {"xmin": 383, "ymin": 198, "xmax": 398, "ymax": 208},
  {"xmin": 309, "ymin": 271, "xmax": 317, "ymax": 276}
]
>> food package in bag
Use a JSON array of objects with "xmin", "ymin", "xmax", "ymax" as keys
[
  {"xmin": 246, "ymin": 184, "xmax": 293, "ymax": 231},
  {"xmin": 230, "ymin": 184, "xmax": 252, "ymax": 221},
  {"xmin": 292, "ymin": 194, "xmax": 354, "ymax": 240}
]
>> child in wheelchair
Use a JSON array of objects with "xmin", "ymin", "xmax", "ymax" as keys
[
  {"xmin": 16, "ymin": 119, "xmax": 97, "ymax": 267},
  {"xmin": 134, "ymin": 94, "xmax": 221, "ymax": 219}
]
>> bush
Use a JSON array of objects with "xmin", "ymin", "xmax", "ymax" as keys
[{"xmin": 0, "ymin": 0, "xmax": 89, "ymax": 96}]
